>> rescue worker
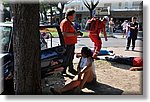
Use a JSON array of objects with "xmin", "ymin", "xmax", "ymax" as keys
[{"xmin": 87, "ymin": 16, "xmax": 109, "ymax": 59}]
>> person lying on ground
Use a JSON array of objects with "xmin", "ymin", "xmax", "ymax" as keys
[
  {"xmin": 105, "ymin": 56, "xmax": 143, "ymax": 71},
  {"xmin": 50, "ymin": 47, "xmax": 97, "ymax": 94}
]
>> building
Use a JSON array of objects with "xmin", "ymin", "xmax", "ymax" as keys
[{"xmin": 64, "ymin": 0, "xmax": 143, "ymax": 26}]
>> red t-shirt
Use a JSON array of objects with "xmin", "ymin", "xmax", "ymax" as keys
[
  {"xmin": 60, "ymin": 18, "xmax": 77, "ymax": 45},
  {"xmin": 133, "ymin": 57, "xmax": 143, "ymax": 67}
]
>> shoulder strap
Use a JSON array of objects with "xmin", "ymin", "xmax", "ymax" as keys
[
  {"xmin": 66, "ymin": 17, "xmax": 77, "ymax": 31},
  {"xmin": 66, "ymin": 17, "xmax": 74, "ymax": 26}
]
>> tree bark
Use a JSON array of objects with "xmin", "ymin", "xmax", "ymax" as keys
[
  {"xmin": 90, "ymin": 9, "xmax": 93, "ymax": 18},
  {"xmin": 43, "ymin": 8, "xmax": 48, "ymax": 21},
  {"xmin": 58, "ymin": 3, "xmax": 65, "ymax": 23},
  {"xmin": 12, "ymin": 4, "xmax": 41, "ymax": 95},
  {"xmin": 50, "ymin": 5, "xmax": 53, "ymax": 25},
  {"xmin": 82, "ymin": 0, "xmax": 99, "ymax": 18}
]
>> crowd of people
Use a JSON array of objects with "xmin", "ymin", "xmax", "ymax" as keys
[{"xmin": 49, "ymin": 9, "xmax": 142, "ymax": 95}]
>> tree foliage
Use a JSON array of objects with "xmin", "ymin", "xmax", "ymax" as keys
[{"xmin": 39, "ymin": 0, "xmax": 74, "ymax": 24}]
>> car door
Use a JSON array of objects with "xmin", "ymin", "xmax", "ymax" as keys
[
  {"xmin": 0, "ymin": 24, "xmax": 14, "ymax": 94},
  {"xmin": 40, "ymin": 25, "xmax": 67, "ymax": 78}
]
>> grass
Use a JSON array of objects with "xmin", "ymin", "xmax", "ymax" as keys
[
  {"xmin": 40, "ymin": 28, "xmax": 110, "ymax": 38},
  {"xmin": 82, "ymin": 31, "xmax": 107, "ymax": 37},
  {"xmin": 49, "ymin": 31, "xmax": 108, "ymax": 38}
]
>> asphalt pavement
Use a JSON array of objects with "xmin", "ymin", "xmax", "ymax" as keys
[{"xmin": 75, "ymin": 32, "xmax": 143, "ymax": 50}]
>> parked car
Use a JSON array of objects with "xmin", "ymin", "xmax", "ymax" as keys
[
  {"xmin": 0, "ymin": 22, "xmax": 68, "ymax": 94},
  {"xmin": 0, "ymin": 22, "xmax": 14, "ymax": 94}
]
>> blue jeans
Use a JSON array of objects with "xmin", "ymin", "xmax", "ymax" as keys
[{"xmin": 111, "ymin": 56, "xmax": 134, "ymax": 66}]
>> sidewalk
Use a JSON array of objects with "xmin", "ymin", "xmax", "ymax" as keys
[
  {"xmin": 44, "ymin": 47, "xmax": 142, "ymax": 95},
  {"xmin": 112, "ymin": 31, "xmax": 143, "ymax": 39},
  {"xmin": 46, "ymin": 36, "xmax": 143, "ymax": 95},
  {"xmin": 72, "ymin": 47, "xmax": 143, "ymax": 95}
]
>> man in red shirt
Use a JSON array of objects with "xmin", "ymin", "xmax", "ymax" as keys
[
  {"xmin": 60, "ymin": 9, "xmax": 81, "ymax": 75},
  {"xmin": 87, "ymin": 16, "xmax": 108, "ymax": 59}
]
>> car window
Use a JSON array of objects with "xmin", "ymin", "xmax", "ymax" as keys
[
  {"xmin": 40, "ymin": 27, "xmax": 61, "ymax": 50},
  {"xmin": 0, "ymin": 26, "xmax": 12, "ymax": 52}
]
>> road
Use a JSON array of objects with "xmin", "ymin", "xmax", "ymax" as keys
[
  {"xmin": 46, "ymin": 32, "xmax": 143, "ymax": 50},
  {"xmin": 75, "ymin": 37, "xmax": 143, "ymax": 49},
  {"xmin": 46, "ymin": 33, "xmax": 143, "ymax": 55}
]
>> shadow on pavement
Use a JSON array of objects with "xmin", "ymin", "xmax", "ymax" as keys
[
  {"xmin": 81, "ymin": 82, "xmax": 124, "ymax": 95},
  {"xmin": 109, "ymin": 62, "xmax": 131, "ymax": 70},
  {"xmin": 61, "ymin": 81, "xmax": 123, "ymax": 95},
  {"xmin": 132, "ymin": 50, "xmax": 143, "ymax": 53}
]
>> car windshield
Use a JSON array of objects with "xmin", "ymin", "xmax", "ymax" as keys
[
  {"xmin": 0, "ymin": 26, "xmax": 12, "ymax": 53},
  {"xmin": 0, "ymin": 25, "xmax": 62, "ymax": 52}
]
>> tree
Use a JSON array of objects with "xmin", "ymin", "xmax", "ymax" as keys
[
  {"xmin": 57, "ymin": 0, "xmax": 74, "ymax": 23},
  {"xmin": 2, "ymin": 3, "xmax": 13, "ymax": 21},
  {"xmin": 57, "ymin": 2, "xmax": 65, "ymax": 23},
  {"xmin": 12, "ymin": 4, "xmax": 41, "ymax": 95},
  {"xmin": 82, "ymin": 0, "xmax": 99, "ymax": 18},
  {"xmin": 49, "ymin": 4, "xmax": 54, "ymax": 25},
  {"xmin": 47, "ymin": 1, "xmax": 73, "ymax": 24},
  {"xmin": 39, "ymin": 1, "xmax": 73, "ymax": 25},
  {"xmin": 3, "ymin": 8, "xmax": 11, "ymax": 21},
  {"xmin": 40, "ymin": 3, "xmax": 49, "ymax": 22}
]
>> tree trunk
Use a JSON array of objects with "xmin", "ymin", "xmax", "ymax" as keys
[
  {"xmin": 59, "ymin": 4, "xmax": 65, "ymax": 22},
  {"xmin": 12, "ymin": 4, "xmax": 41, "ymax": 95},
  {"xmin": 40, "ymin": 12, "xmax": 44, "ymax": 21},
  {"xmin": 50, "ymin": 6, "xmax": 53, "ymax": 25},
  {"xmin": 59, "ymin": 10, "xmax": 63, "ymax": 23},
  {"xmin": 43, "ymin": 9, "xmax": 48, "ymax": 21},
  {"xmin": 90, "ymin": 9, "xmax": 93, "ymax": 18}
]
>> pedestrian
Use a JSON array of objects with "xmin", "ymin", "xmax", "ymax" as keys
[
  {"xmin": 121, "ymin": 20, "xmax": 128, "ymax": 38},
  {"xmin": 125, "ymin": 17, "xmax": 139, "ymax": 51},
  {"xmin": 108, "ymin": 17, "xmax": 115, "ymax": 36},
  {"xmin": 86, "ymin": 16, "xmax": 108, "ymax": 59},
  {"xmin": 50, "ymin": 47, "xmax": 97, "ymax": 94},
  {"xmin": 60, "ymin": 9, "xmax": 82, "ymax": 75},
  {"xmin": 105, "ymin": 55, "xmax": 143, "ymax": 71},
  {"xmin": 82, "ymin": 17, "xmax": 86, "ymax": 30}
]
